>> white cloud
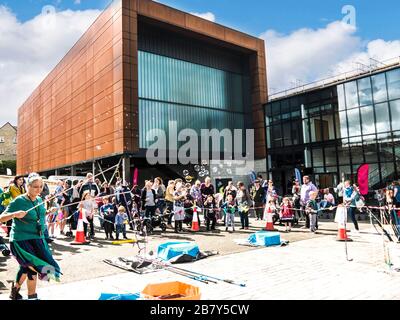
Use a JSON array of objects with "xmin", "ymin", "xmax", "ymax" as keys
[
  {"xmin": 0, "ymin": 6, "xmax": 101, "ymax": 125},
  {"xmin": 261, "ymin": 21, "xmax": 400, "ymax": 95},
  {"xmin": 189, "ymin": 12, "xmax": 216, "ymax": 22}
]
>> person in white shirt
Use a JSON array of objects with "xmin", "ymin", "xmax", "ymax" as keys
[{"xmin": 320, "ymin": 188, "xmax": 335, "ymax": 209}]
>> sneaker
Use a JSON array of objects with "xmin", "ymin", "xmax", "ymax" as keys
[
  {"xmin": 27, "ymin": 294, "xmax": 39, "ymax": 300},
  {"xmin": 167, "ymin": 224, "xmax": 173, "ymax": 229},
  {"xmin": 240, "ymin": 227, "xmax": 244, "ymax": 230},
  {"xmin": 300, "ymin": 226, "xmax": 308, "ymax": 229},
  {"xmin": 110, "ymin": 235, "xmax": 114, "ymax": 240}
]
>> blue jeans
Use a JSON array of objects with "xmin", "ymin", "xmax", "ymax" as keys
[
  {"xmin": 348, "ymin": 206, "xmax": 359, "ymax": 230},
  {"xmin": 116, "ymin": 224, "xmax": 126, "ymax": 239}
]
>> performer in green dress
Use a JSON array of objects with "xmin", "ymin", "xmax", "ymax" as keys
[{"xmin": 0, "ymin": 173, "xmax": 61, "ymax": 300}]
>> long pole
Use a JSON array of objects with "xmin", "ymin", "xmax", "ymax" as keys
[{"xmin": 138, "ymin": 256, "xmax": 246, "ymax": 287}]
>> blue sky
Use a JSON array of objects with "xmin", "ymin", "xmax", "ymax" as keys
[
  {"xmin": 2, "ymin": 0, "xmax": 399, "ymax": 41},
  {"xmin": 1, "ymin": 0, "xmax": 400, "ymax": 124}
]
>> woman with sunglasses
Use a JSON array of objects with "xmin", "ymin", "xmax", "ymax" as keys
[{"xmin": 0, "ymin": 173, "xmax": 61, "ymax": 300}]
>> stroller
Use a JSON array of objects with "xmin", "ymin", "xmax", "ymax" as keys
[
  {"xmin": 133, "ymin": 211, "xmax": 167, "ymax": 235},
  {"xmin": 0, "ymin": 236, "xmax": 10, "ymax": 257}
]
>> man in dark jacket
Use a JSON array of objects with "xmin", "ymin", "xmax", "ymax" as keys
[
  {"xmin": 251, "ymin": 180, "xmax": 266, "ymax": 220},
  {"xmin": 79, "ymin": 173, "xmax": 100, "ymax": 199}
]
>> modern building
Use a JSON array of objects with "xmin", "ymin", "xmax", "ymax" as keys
[
  {"xmin": 264, "ymin": 61, "xmax": 400, "ymax": 195},
  {"xmin": 17, "ymin": 0, "xmax": 267, "ymax": 184},
  {"xmin": 0, "ymin": 122, "xmax": 17, "ymax": 161}
]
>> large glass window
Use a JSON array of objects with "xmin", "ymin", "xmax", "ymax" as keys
[
  {"xmin": 375, "ymin": 102, "xmax": 391, "ymax": 134},
  {"xmin": 139, "ymin": 51, "xmax": 246, "ymax": 112},
  {"xmin": 390, "ymin": 99, "xmax": 400, "ymax": 131},
  {"xmin": 346, "ymin": 108, "xmax": 361, "ymax": 137},
  {"xmin": 372, "ymin": 73, "xmax": 388, "ymax": 103},
  {"xmin": 360, "ymin": 105, "xmax": 375, "ymax": 135},
  {"xmin": 345, "ymin": 81, "xmax": 359, "ymax": 109},
  {"xmin": 386, "ymin": 69, "xmax": 400, "ymax": 101},
  {"xmin": 358, "ymin": 77, "xmax": 373, "ymax": 106}
]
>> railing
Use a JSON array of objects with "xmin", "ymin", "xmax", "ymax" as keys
[{"xmin": 268, "ymin": 56, "xmax": 400, "ymax": 101}]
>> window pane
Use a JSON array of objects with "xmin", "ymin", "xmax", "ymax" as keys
[
  {"xmin": 325, "ymin": 147, "xmax": 337, "ymax": 166},
  {"xmin": 350, "ymin": 144, "xmax": 364, "ymax": 164},
  {"xmin": 386, "ymin": 69, "xmax": 400, "ymax": 100},
  {"xmin": 337, "ymin": 84, "xmax": 346, "ymax": 111},
  {"xmin": 372, "ymin": 73, "xmax": 388, "ymax": 103},
  {"xmin": 347, "ymin": 108, "xmax": 361, "ymax": 137},
  {"xmin": 282, "ymin": 122, "xmax": 292, "ymax": 146},
  {"xmin": 312, "ymin": 148, "xmax": 324, "ymax": 167},
  {"xmin": 364, "ymin": 142, "xmax": 378, "ymax": 163},
  {"xmin": 281, "ymin": 99, "xmax": 290, "ymax": 114},
  {"xmin": 337, "ymin": 142, "xmax": 351, "ymax": 165},
  {"xmin": 375, "ymin": 102, "xmax": 390, "ymax": 134},
  {"xmin": 271, "ymin": 125, "xmax": 283, "ymax": 148},
  {"xmin": 361, "ymin": 105, "xmax": 375, "ymax": 135},
  {"xmin": 358, "ymin": 77, "xmax": 372, "ymax": 106},
  {"xmin": 338, "ymin": 111, "xmax": 348, "ymax": 138},
  {"xmin": 291, "ymin": 120, "xmax": 303, "ymax": 145},
  {"xmin": 345, "ymin": 81, "xmax": 359, "ymax": 109},
  {"xmin": 271, "ymin": 102, "xmax": 281, "ymax": 115},
  {"xmin": 390, "ymin": 100, "xmax": 400, "ymax": 131}
]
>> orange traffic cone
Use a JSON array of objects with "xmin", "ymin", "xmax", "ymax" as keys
[
  {"xmin": 337, "ymin": 223, "xmax": 352, "ymax": 242},
  {"xmin": 71, "ymin": 209, "xmax": 90, "ymax": 245},
  {"xmin": 264, "ymin": 207, "xmax": 276, "ymax": 231},
  {"xmin": 191, "ymin": 206, "xmax": 200, "ymax": 232}
]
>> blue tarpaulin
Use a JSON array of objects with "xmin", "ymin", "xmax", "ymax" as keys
[
  {"xmin": 99, "ymin": 292, "xmax": 140, "ymax": 300},
  {"xmin": 248, "ymin": 231, "xmax": 281, "ymax": 247},
  {"xmin": 157, "ymin": 242, "xmax": 200, "ymax": 262}
]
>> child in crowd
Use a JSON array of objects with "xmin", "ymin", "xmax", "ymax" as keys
[
  {"xmin": 100, "ymin": 197, "xmax": 115, "ymax": 240},
  {"xmin": 280, "ymin": 197, "xmax": 294, "ymax": 232},
  {"xmin": 203, "ymin": 195, "xmax": 216, "ymax": 231},
  {"xmin": 115, "ymin": 206, "xmax": 129, "ymax": 240},
  {"xmin": 263, "ymin": 198, "xmax": 277, "ymax": 222},
  {"xmin": 47, "ymin": 205, "xmax": 58, "ymax": 239},
  {"xmin": 79, "ymin": 191, "xmax": 97, "ymax": 240},
  {"xmin": 306, "ymin": 191, "xmax": 319, "ymax": 233},
  {"xmin": 221, "ymin": 194, "xmax": 237, "ymax": 232},
  {"xmin": 173, "ymin": 182, "xmax": 186, "ymax": 233}
]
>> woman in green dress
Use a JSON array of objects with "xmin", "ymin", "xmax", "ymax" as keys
[{"xmin": 0, "ymin": 173, "xmax": 61, "ymax": 300}]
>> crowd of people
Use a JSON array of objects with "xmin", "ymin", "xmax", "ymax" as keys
[
  {"xmin": 2, "ymin": 173, "xmax": 400, "ymax": 241},
  {"xmin": 1, "ymin": 170, "xmax": 400, "ymax": 300}
]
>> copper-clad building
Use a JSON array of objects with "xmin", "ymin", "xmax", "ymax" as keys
[{"xmin": 17, "ymin": 0, "xmax": 267, "ymax": 182}]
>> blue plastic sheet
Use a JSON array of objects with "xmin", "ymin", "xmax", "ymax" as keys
[
  {"xmin": 157, "ymin": 242, "xmax": 200, "ymax": 261},
  {"xmin": 99, "ymin": 292, "xmax": 140, "ymax": 300},
  {"xmin": 248, "ymin": 231, "xmax": 281, "ymax": 247}
]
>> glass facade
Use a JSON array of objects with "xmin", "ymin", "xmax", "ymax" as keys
[
  {"xmin": 265, "ymin": 67, "xmax": 400, "ymax": 194},
  {"xmin": 137, "ymin": 22, "xmax": 251, "ymax": 150}
]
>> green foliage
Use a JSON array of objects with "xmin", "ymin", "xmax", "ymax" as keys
[{"xmin": 0, "ymin": 160, "xmax": 16, "ymax": 175}]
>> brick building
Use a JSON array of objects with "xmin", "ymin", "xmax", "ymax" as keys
[
  {"xmin": 17, "ymin": 0, "xmax": 267, "ymax": 184},
  {"xmin": 0, "ymin": 122, "xmax": 17, "ymax": 161}
]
